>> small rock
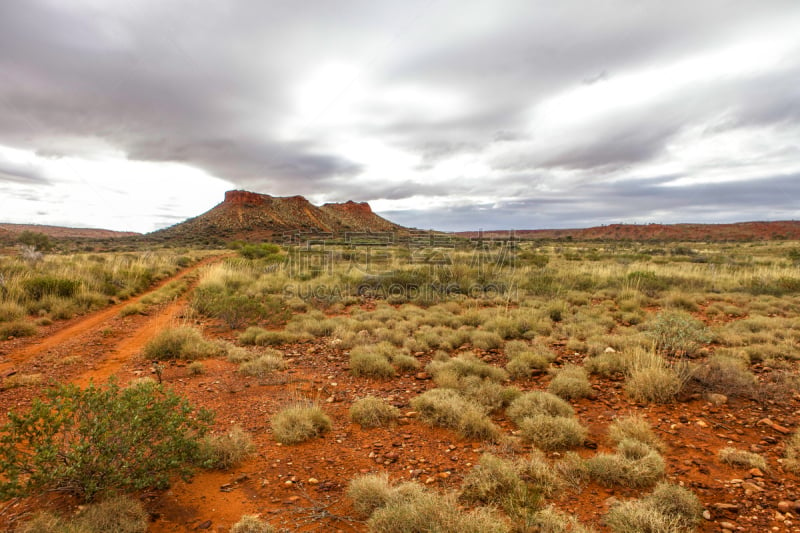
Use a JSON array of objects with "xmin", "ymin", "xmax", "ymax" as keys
[
  {"xmin": 702, "ymin": 510, "xmax": 711, "ymax": 520},
  {"xmin": 308, "ymin": 478, "xmax": 319, "ymax": 484},
  {"xmin": 196, "ymin": 520, "xmax": 212, "ymax": 530},
  {"xmin": 747, "ymin": 468, "xmax": 764, "ymax": 478},
  {"xmin": 778, "ymin": 501, "xmax": 792, "ymax": 513},
  {"xmin": 742, "ymin": 481, "xmax": 764, "ymax": 492},
  {"xmin": 415, "ymin": 372, "xmax": 430, "ymax": 380},
  {"xmin": 219, "ymin": 483, "xmax": 233, "ymax": 492},
  {"xmin": 706, "ymin": 393, "xmax": 728, "ymax": 405},
  {"xmin": 696, "ymin": 420, "xmax": 708, "ymax": 428},
  {"xmin": 604, "ymin": 347, "xmax": 616, "ymax": 353},
  {"xmin": 719, "ymin": 521, "xmax": 737, "ymax": 530}
]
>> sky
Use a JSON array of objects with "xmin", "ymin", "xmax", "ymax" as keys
[{"xmin": 1, "ymin": 1, "xmax": 799, "ymax": 233}]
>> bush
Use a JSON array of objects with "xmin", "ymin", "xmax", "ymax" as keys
[
  {"xmin": 350, "ymin": 397, "xmax": 400, "ymax": 428},
  {"xmin": 143, "ymin": 326, "xmax": 223, "ymax": 361},
  {"xmin": 586, "ymin": 440, "xmax": 665, "ymax": 488},
  {"xmin": 270, "ymin": 403, "xmax": 331, "ymax": 444},
  {"xmin": 192, "ymin": 287, "xmax": 285, "ymax": 329},
  {"xmin": 428, "ymin": 353, "xmax": 509, "ymax": 382},
  {"xmin": 506, "ymin": 350, "xmax": 552, "ymax": 379},
  {"xmin": 199, "ymin": 426, "xmax": 255, "ymax": 469},
  {"xmin": 547, "ymin": 364, "xmax": 593, "ymax": 400},
  {"xmin": 609, "ymin": 415, "xmax": 666, "ymax": 452},
  {"xmin": 0, "ymin": 320, "xmax": 37, "ymax": 340},
  {"xmin": 471, "ymin": 330, "xmax": 505, "ymax": 350},
  {"xmin": 605, "ymin": 482, "xmax": 702, "ymax": 533},
  {"xmin": 518, "ymin": 415, "xmax": 587, "ymax": 451},
  {"xmin": 647, "ymin": 311, "xmax": 710, "ymax": 357},
  {"xmin": 625, "ymin": 366, "xmax": 682, "ymax": 404},
  {"xmin": 0, "ymin": 380, "xmax": 213, "ymax": 501},
  {"xmin": 718, "ymin": 447, "xmax": 767, "ymax": 471},
  {"xmin": 119, "ymin": 303, "xmax": 146, "ymax": 317},
  {"xmin": 23, "ymin": 276, "xmax": 81, "ymax": 300},
  {"xmin": 506, "ymin": 391, "xmax": 574, "ymax": 424},
  {"xmin": 584, "ymin": 350, "xmax": 629, "ymax": 377},
  {"xmin": 0, "ymin": 301, "xmax": 25, "ymax": 322},
  {"xmin": 230, "ymin": 515, "xmax": 275, "ymax": 533},
  {"xmin": 693, "ymin": 356, "xmax": 756, "ymax": 398}
]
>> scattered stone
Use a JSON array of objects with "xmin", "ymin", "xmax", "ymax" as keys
[
  {"xmin": 778, "ymin": 501, "xmax": 792, "ymax": 513},
  {"xmin": 747, "ymin": 468, "xmax": 764, "ymax": 478},
  {"xmin": 308, "ymin": 478, "xmax": 319, "ymax": 484},
  {"xmin": 196, "ymin": 520, "xmax": 212, "ymax": 530},
  {"xmin": 719, "ymin": 521, "xmax": 737, "ymax": 530},
  {"xmin": 702, "ymin": 510, "xmax": 711, "ymax": 520},
  {"xmin": 415, "ymin": 372, "xmax": 430, "ymax": 380},
  {"xmin": 219, "ymin": 483, "xmax": 233, "ymax": 492}
]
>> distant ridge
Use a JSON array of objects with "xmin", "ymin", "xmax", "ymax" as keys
[
  {"xmin": 455, "ymin": 221, "xmax": 800, "ymax": 241},
  {"xmin": 0, "ymin": 223, "xmax": 140, "ymax": 239},
  {"xmin": 147, "ymin": 190, "xmax": 404, "ymax": 243}
]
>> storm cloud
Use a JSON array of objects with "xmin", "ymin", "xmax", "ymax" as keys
[{"xmin": 1, "ymin": 0, "xmax": 799, "ymax": 231}]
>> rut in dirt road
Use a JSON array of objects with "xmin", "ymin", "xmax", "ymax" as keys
[{"xmin": 0, "ymin": 255, "xmax": 225, "ymax": 382}]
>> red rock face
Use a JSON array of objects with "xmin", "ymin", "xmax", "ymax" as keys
[
  {"xmin": 324, "ymin": 201, "xmax": 373, "ymax": 214},
  {"xmin": 224, "ymin": 190, "xmax": 270, "ymax": 206}
]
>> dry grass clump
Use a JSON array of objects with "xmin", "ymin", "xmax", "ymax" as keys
[
  {"xmin": 350, "ymin": 342, "xmax": 398, "ymax": 378},
  {"xmin": 586, "ymin": 439, "xmax": 665, "ymax": 488},
  {"xmin": 350, "ymin": 396, "xmax": 400, "ymax": 428},
  {"xmin": 547, "ymin": 364, "xmax": 593, "ymax": 400},
  {"xmin": 518, "ymin": 415, "xmax": 588, "ymax": 451},
  {"xmin": 554, "ymin": 452, "xmax": 590, "ymax": 489},
  {"xmin": 460, "ymin": 453, "xmax": 541, "ymax": 517},
  {"xmin": 506, "ymin": 343, "xmax": 555, "ymax": 379},
  {"xmin": 199, "ymin": 425, "xmax": 255, "ymax": 469},
  {"xmin": 605, "ymin": 482, "xmax": 702, "ymax": 533},
  {"xmin": 1, "ymin": 373, "xmax": 43, "ymax": 390},
  {"xmin": 693, "ymin": 355, "xmax": 756, "ymax": 398},
  {"xmin": 646, "ymin": 310, "xmax": 711, "ymax": 357},
  {"xmin": 119, "ymin": 302, "xmax": 146, "ymax": 317},
  {"xmin": 528, "ymin": 505, "xmax": 597, "ymax": 533},
  {"xmin": 785, "ymin": 430, "xmax": 800, "ymax": 474},
  {"xmin": 238, "ymin": 326, "xmax": 303, "ymax": 346},
  {"xmin": 0, "ymin": 301, "xmax": 25, "ymax": 322},
  {"xmin": 21, "ymin": 495, "xmax": 148, "ymax": 533},
  {"xmin": 506, "ymin": 391, "xmax": 574, "ymax": 423},
  {"xmin": 622, "ymin": 350, "xmax": 683, "ymax": 404},
  {"xmin": 718, "ymin": 447, "xmax": 767, "ymax": 471},
  {"xmin": 230, "ymin": 515, "xmax": 275, "ymax": 533},
  {"xmin": 270, "ymin": 403, "xmax": 332, "ymax": 445},
  {"xmin": 348, "ymin": 472, "xmax": 397, "ymax": 518},
  {"xmin": 608, "ymin": 415, "xmax": 666, "ymax": 452},
  {"xmin": 0, "ymin": 320, "xmax": 37, "ymax": 340},
  {"xmin": 584, "ymin": 350, "xmax": 629, "ymax": 377},
  {"xmin": 410, "ymin": 388, "xmax": 501, "ymax": 442},
  {"xmin": 187, "ymin": 361, "xmax": 205, "ymax": 375},
  {"xmin": 143, "ymin": 326, "xmax": 223, "ymax": 361},
  {"xmin": 471, "ymin": 329, "xmax": 505, "ymax": 350},
  {"xmin": 428, "ymin": 353, "xmax": 509, "ymax": 382},
  {"xmin": 238, "ymin": 352, "xmax": 286, "ymax": 378},
  {"xmin": 366, "ymin": 482, "xmax": 509, "ymax": 533}
]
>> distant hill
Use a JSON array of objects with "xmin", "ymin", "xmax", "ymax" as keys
[
  {"xmin": 456, "ymin": 221, "xmax": 800, "ymax": 241},
  {"xmin": 0, "ymin": 223, "xmax": 140, "ymax": 239},
  {"xmin": 146, "ymin": 190, "xmax": 405, "ymax": 244}
]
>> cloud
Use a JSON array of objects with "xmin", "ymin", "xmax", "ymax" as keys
[{"xmin": 0, "ymin": 0, "xmax": 799, "ymax": 230}]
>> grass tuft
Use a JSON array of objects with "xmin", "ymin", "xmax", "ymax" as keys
[
  {"xmin": 270, "ymin": 403, "xmax": 332, "ymax": 445},
  {"xmin": 349, "ymin": 396, "xmax": 400, "ymax": 428}
]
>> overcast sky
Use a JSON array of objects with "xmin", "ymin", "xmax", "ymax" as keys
[{"xmin": 1, "ymin": 1, "xmax": 799, "ymax": 233}]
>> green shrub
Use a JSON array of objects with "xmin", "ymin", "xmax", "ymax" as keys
[
  {"xmin": 547, "ymin": 364, "xmax": 593, "ymax": 400},
  {"xmin": 270, "ymin": 403, "xmax": 331, "ymax": 444},
  {"xmin": 119, "ymin": 303, "xmax": 146, "ymax": 317},
  {"xmin": 23, "ymin": 276, "xmax": 81, "ymax": 300},
  {"xmin": 199, "ymin": 426, "xmax": 255, "ymax": 469},
  {"xmin": 350, "ymin": 397, "xmax": 400, "ymax": 428},
  {"xmin": 605, "ymin": 482, "xmax": 702, "ymax": 533},
  {"xmin": 192, "ymin": 286, "xmax": 285, "ymax": 329},
  {"xmin": 718, "ymin": 447, "xmax": 767, "ymax": 471},
  {"xmin": 647, "ymin": 311, "xmax": 710, "ymax": 357},
  {"xmin": 0, "ymin": 320, "xmax": 37, "ymax": 340},
  {"xmin": 506, "ymin": 391, "xmax": 574, "ymax": 424},
  {"xmin": 0, "ymin": 380, "xmax": 212, "ymax": 501},
  {"xmin": 586, "ymin": 440, "xmax": 665, "ymax": 488},
  {"xmin": 518, "ymin": 415, "xmax": 587, "ymax": 451},
  {"xmin": 143, "ymin": 326, "xmax": 223, "ymax": 361}
]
